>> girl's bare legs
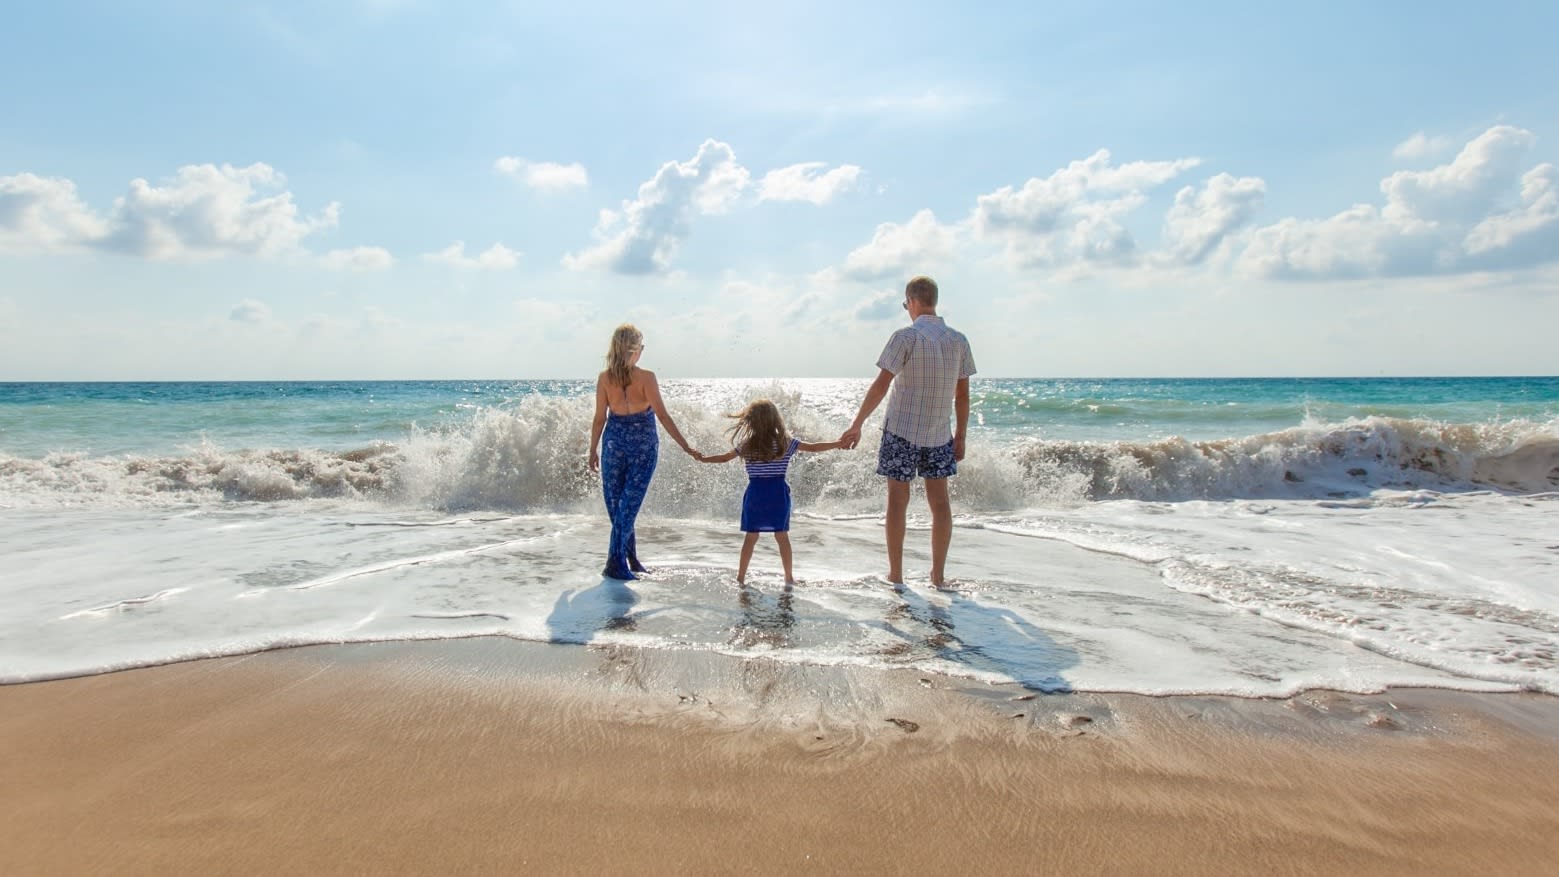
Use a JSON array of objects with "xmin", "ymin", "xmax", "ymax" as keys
[
  {"xmin": 737, "ymin": 531, "xmax": 760, "ymax": 584},
  {"xmin": 773, "ymin": 532, "xmax": 794, "ymax": 584}
]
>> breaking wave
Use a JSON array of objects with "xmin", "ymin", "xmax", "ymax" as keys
[{"xmin": 2, "ymin": 394, "xmax": 1554, "ymax": 511}]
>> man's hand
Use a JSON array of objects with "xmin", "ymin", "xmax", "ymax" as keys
[
  {"xmin": 839, "ymin": 426, "xmax": 862, "ymax": 450},
  {"xmin": 953, "ymin": 435, "xmax": 966, "ymax": 462}
]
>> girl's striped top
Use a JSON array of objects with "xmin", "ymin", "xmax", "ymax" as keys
[{"xmin": 743, "ymin": 438, "xmax": 801, "ymax": 479}]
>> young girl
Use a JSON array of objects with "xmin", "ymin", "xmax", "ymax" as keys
[{"xmin": 696, "ymin": 399, "xmax": 844, "ymax": 584}]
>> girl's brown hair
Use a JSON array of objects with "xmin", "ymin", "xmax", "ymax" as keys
[
  {"xmin": 726, "ymin": 399, "xmax": 791, "ymax": 462},
  {"xmin": 605, "ymin": 324, "xmax": 643, "ymax": 389}
]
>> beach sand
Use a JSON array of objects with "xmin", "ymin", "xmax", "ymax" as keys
[{"xmin": 4, "ymin": 639, "xmax": 1558, "ymax": 876}]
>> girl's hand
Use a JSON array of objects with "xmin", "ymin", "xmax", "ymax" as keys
[{"xmin": 588, "ymin": 450, "xmax": 600, "ymax": 472}]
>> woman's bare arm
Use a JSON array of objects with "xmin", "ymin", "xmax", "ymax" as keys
[
  {"xmin": 588, "ymin": 373, "xmax": 608, "ymax": 472},
  {"xmin": 642, "ymin": 371, "xmax": 695, "ymax": 454}
]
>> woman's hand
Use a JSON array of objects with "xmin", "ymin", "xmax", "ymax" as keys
[{"xmin": 588, "ymin": 449, "xmax": 600, "ymax": 472}]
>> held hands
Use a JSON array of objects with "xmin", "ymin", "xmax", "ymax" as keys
[{"xmin": 838, "ymin": 425, "xmax": 863, "ymax": 450}]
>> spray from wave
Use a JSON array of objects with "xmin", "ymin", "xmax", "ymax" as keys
[{"xmin": 1, "ymin": 393, "xmax": 1554, "ymax": 511}]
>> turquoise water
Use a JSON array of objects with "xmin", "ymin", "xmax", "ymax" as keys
[
  {"xmin": 3, "ymin": 376, "xmax": 1556, "ymax": 694},
  {"xmin": 3, "ymin": 377, "xmax": 1556, "ymax": 457}
]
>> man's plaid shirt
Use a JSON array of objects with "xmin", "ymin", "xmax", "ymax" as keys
[{"xmin": 876, "ymin": 315, "xmax": 976, "ymax": 447}]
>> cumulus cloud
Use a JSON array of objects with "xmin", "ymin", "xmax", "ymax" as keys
[
  {"xmin": 0, "ymin": 173, "xmax": 108, "ymax": 250},
  {"xmin": 229, "ymin": 299, "xmax": 272, "ymax": 324},
  {"xmin": 1463, "ymin": 162, "xmax": 1559, "ymax": 262},
  {"xmin": 320, "ymin": 246, "xmax": 394, "ymax": 271},
  {"xmin": 972, "ymin": 149, "xmax": 1201, "ymax": 268},
  {"xmin": 494, "ymin": 156, "xmax": 589, "ymax": 191},
  {"xmin": 1239, "ymin": 125, "xmax": 1559, "ymax": 279},
  {"xmin": 853, "ymin": 288, "xmax": 905, "ymax": 321},
  {"xmin": 103, "ymin": 163, "xmax": 340, "ymax": 260},
  {"xmin": 0, "ymin": 163, "xmax": 339, "ymax": 260},
  {"xmin": 1393, "ymin": 132, "xmax": 1457, "ymax": 161},
  {"xmin": 842, "ymin": 209, "xmax": 958, "ymax": 280},
  {"xmin": 1160, "ymin": 173, "xmax": 1266, "ymax": 265},
  {"xmin": 423, "ymin": 240, "xmax": 521, "ymax": 270},
  {"xmin": 758, "ymin": 162, "xmax": 862, "ymax": 204},
  {"xmin": 564, "ymin": 139, "xmax": 751, "ymax": 275}
]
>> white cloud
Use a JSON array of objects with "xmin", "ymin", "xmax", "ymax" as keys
[
  {"xmin": 758, "ymin": 162, "xmax": 862, "ymax": 205},
  {"xmin": 1393, "ymin": 131, "xmax": 1457, "ymax": 161},
  {"xmin": 320, "ymin": 246, "xmax": 394, "ymax": 271},
  {"xmin": 842, "ymin": 209, "xmax": 958, "ymax": 280},
  {"xmin": 1463, "ymin": 162, "xmax": 1559, "ymax": 262},
  {"xmin": 972, "ymin": 149, "xmax": 1201, "ymax": 268},
  {"xmin": 1160, "ymin": 173, "xmax": 1266, "ymax": 265},
  {"xmin": 1380, "ymin": 126, "xmax": 1534, "ymax": 225},
  {"xmin": 1239, "ymin": 125, "xmax": 1558, "ymax": 279},
  {"xmin": 1, "ymin": 164, "xmax": 343, "ymax": 261},
  {"xmin": 423, "ymin": 240, "xmax": 521, "ymax": 270},
  {"xmin": 0, "ymin": 173, "xmax": 110, "ymax": 251},
  {"xmin": 229, "ymin": 299, "xmax": 272, "ymax": 324},
  {"xmin": 853, "ymin": 288, "xmax": 905, "ymax": 321},
  {"xmin": 494, "ymin": 157, "xmax": 589, "ymax": 191},
  {"xmin": 104, "ymin": 163, "xmax": 340, "ymax": 260},
  {"xmin": 564, "ymin": 139, "xmax": 751, "ymax": 275}
]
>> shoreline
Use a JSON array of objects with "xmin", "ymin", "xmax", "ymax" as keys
[{"xmin": 5, "ymin": 639, "xmax": 1559, "ymax": 875}]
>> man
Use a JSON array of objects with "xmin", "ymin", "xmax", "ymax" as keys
[{"xmin": 840, "ymin": 275, "xmax": 976, "ymax": 587}]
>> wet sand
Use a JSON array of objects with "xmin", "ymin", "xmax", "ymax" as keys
[{"xmin": 3, "ymin": 639, "xmax": 1558, "ymax": 876}]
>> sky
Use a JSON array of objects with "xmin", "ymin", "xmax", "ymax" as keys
[{"xmin": 2, "ymin": 0, "xmax": 1558, "ymax": 380}]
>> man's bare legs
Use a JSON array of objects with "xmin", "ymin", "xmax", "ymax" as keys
[
  {"xmin": 774, "ymin": 532, "xmax": 795, "ymax": 584},
  {"xmin": 737, "ymin": 531, "xmax": 760, "ymax": 584},
  {"xmin": 885, "ymin": 478, "xmax": 953, "ymax": 586},
  {"xmin": 924, "ymin": 477, "xmax": 953, "ymax": 586},
  {"xmin": 885, "ymin": 479, "xmax": 911, "ymax": 584}
]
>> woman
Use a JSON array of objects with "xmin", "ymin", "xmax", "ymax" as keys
[{"xmin": 587, "ymin": 324, "xmax": 697, "ymax": 580}]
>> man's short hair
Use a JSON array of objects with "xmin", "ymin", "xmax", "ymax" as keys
[{"xmin": 906, "ymin": 275, "xmax": 939, "ymax": 307}]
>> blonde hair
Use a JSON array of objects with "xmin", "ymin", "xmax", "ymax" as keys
[
  {"xmin": 726, "ymin": 399, "xmax": 791, "ymax": 462},
  {"xmin": 906, "ymin": 275, "xmax": 939, "ymax": 308},
  {"xmin": 604, "ymin": 324, "xmax": 643, "ymax": 389}
]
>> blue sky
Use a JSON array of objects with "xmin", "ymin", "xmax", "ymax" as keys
[{"xmin": 3, "ymin": 0, "xmax": 1557, "ymax": 379}]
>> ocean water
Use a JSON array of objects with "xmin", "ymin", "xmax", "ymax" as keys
[{"xmin": 2, "ymin": 377, "xmax": 1556, "ymax": 696}]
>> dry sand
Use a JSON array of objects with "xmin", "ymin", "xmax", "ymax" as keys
[{"xmin": 4, "ymin": 639, "xmax": 1558, "ymax": 876}]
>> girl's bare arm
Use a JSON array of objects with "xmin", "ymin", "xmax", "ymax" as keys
[
  {"xmin": 797, "ymin": 439, "xmax": 845, "ymax": 453},
  {"xmin": 698, "ymin": 449, "xmax": 740, "ymax": 463}
]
